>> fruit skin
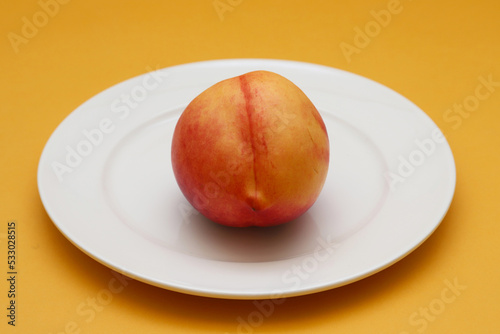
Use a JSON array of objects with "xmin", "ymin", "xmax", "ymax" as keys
[{"xmin": 171, "ymin": 70, "xmax": 329, "ymax": 227}]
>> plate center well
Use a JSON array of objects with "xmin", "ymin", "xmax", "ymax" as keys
[{"xmin": 102, "ymin": 108, "xmax": 388, "ymax": 262}]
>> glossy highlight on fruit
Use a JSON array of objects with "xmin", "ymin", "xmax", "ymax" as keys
[{"xmin": 171, "ymin": 71, "xmax": 329, "ymax": 227}]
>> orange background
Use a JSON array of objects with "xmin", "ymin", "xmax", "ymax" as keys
[{"xmin": 1, "ymin": 0, "xmax": 499, "ymax": 333}]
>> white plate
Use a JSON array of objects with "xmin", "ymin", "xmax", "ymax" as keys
[{"xmin": 38, "ymin": 59, "xmax": 456, "ymax": 299}]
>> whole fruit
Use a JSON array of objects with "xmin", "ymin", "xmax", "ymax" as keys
[{"xmin": 171, "ymin": 70, "xmax": 329, "ymax": 227}]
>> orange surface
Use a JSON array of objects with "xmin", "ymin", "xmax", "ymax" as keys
[{"xmin": 1, "ymin": 0, "xmax": 499, "ymax": 333}]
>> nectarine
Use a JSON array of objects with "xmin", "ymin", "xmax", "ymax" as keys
[{"xmin": 171, "ymin": 71, "xmax": 329, "ymax": 227}]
